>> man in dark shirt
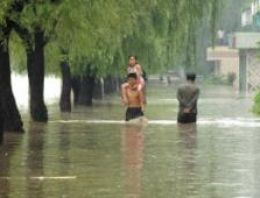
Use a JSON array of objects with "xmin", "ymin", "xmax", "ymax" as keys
[{"xmin": 177, "ymin": 73, "xmax": 200, "ymax": 124}]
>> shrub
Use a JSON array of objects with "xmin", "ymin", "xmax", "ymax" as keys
[{"xmin": 253, "ymin": 91, "xmax": 260, "ymax": 115}]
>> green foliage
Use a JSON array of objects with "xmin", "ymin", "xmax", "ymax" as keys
[
  {"xmin": 8, "ymin": 0, "xmax": 224, "ymax": 78},
  {"xmin": 9, "ymin": 31, "xmax": 26, "ymax": 73},
  {"xmin": 0, "ymin": 0, "xmax": 10, "ymax": 24},
  {"xmin": 253, "ymin": 91, "xmax": 260, "ymax": 115}
]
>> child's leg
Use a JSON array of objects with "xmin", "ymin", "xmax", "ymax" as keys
[
  {"xmin": 137, "ymin": 84, "xmax": 147, "ymax": 105},
  {"xmin": 138, "ymin": 78, "xmax": 147, "ymax": 104}
]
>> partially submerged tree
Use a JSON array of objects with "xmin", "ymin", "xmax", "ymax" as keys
[
  {"xmin": 0, "ymin": 92, "xmax": 3, "ymax": 143},
  {"xmin": 12, "ymin": 1, "xmax": 63, "ymax": 122},
  {"xmin": 0, "ymin": 0, "xmax": 30, "ymax": 132},
  {"xmin": 8, "ymin": 0, "xmax": 223, "ymax": 118}
]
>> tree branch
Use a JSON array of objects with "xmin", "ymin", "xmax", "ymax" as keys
[{"xmin": 9, "ymin": 19, "xmax": 33, "ymax": 49}]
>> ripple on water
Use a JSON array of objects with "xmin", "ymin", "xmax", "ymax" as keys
[{"xmin": 49, "ymin": 118, "xmax": 260, "ymax": 128}]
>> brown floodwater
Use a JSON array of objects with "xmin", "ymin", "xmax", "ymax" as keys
[{"xmin": 1, "ymin": 82, "xmax": 260, "ymax": 198}]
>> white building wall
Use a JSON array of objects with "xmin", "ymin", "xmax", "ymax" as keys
[{"xmin": 242, "ymin": 9, "xmax": 253, "ymax": 27}]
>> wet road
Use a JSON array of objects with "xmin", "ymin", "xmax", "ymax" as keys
[{"xmin": 1, "ymin": 83, "xmax": 260, "ymax": 198}]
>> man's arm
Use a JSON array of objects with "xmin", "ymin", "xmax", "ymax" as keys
[
  {"xmin": 177, "ymin": 87, "xmax": 187, "ymax": 107},
  {"xmin": 121, "ymin": 83, "xmax": 128, "ymax": 106},
  {"xmin": 187, "ymin": 88, "xmax": 200, "ymax": 108}
]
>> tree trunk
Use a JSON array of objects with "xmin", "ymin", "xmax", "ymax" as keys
[
  {"xmin": 26, "ymin": 30, "xmax": 48, "ymax": 122},
  {"xmin": 0, "ymin": 99, "xmax": 3, "ymax": 143},
  {"xmin": 93, "ymin": 78, "xmax": 104, "ymax": 100},
  {"xmin": 78, "ymin": 75, "xmax": 95, "ymax": 106},
  {"xmin": 0, "ymin": 39, "xmax": 24, "ymax": 132},
  {"xmin": 104, "ymin": 76, "xmax": 111, "ymax": 94},
  {"xmin": 71, "ymin": 76, "xmax": 81, "ymax": 106},
  {"xmin": 60, "ymin": 61, "xmax": 71, "ymax": 112},
  {"xmin": 104, "ymin": 76, "xmax": 117, "ymax": 94},
  {"xmin": 115, "ymin": 76, "xmax": 122, "ymax": 92}
]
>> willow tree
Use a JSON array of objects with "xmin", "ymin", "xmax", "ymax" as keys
[
  {"xmin": 0, "ymin": 92, "xmax": 3, "ymax": 142},
  {"xmin": 12, "ymin": 0, "xmax": 62, "ymax": 121},
  {"xmin": 0, "ymin": 0, "xmax": 30, "ymax": 132},
  {"xmin": 119, "ymin": 0, "xmax": 222, "ymax": 73},
  {"xmin": 10, "ymin": 0, "xmax": 223, "ymax": 116},
  {"xmin": 48, "ymin": 0, "xmax": 140, "ymax": 109},
  {"xmin": 55, "ymin": 0, "xmax": 222, "ymax": 108},
  {"xmin": 10, "ymin": 0, "xmax": 137, "ymax": 113}
]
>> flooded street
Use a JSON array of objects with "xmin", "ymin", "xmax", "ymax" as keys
[{"xmin": 1, "ymin": 81, "xmax": 260, "ymax": 198}]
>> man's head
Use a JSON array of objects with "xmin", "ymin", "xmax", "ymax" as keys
[
  {"xmin": 128, "ymin": 55, "xmax": 137, "ymax": 66},
  {"xmin": 186, "ymin": 73, "xmax": 196, "ymax": 82},
  {"xmin": 127, "ymin": 73, "xmax": 137, "ymax": 86}
]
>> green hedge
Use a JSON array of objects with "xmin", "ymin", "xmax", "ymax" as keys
[{"xmin": 253, "ymin": 91, "xmax": 260, "ymax": 115}]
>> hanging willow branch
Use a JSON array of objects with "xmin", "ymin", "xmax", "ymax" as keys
[{"xmin": 7, "ymin": 0, "xmax": 223, "ymax": 76}]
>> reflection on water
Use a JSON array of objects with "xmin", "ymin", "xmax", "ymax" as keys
[
  {"xmin": 26, "ymin": 122, "xmax": 45, "ymax": 198},
  {"xmin": 0, "ymin": 133, "xmax": 23, "ymax": 198},
  {"xmin": 176, "ymin": 124, "xmax": 197, "ymax": 197},
  {"xmin": 1, "ymin": 84, "xmax": 260, "ymax": 197},
  {"xmin": 178, "ymin": 123, "xmax": 197, "ymax": 153},
  {"xmin": 122, "ymin": 124, "xmax": 145, "ymax": 198}
]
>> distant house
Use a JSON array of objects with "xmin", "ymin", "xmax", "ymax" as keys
[
  {"xmin": 230, "ymin": 32, "xmax": 260, "ymax": 94},
  {"xmin": 207, "ymin": 46, "xmax": 239, "ymax": 88},
  {"xmin": 210, "ymin": 1, "xmax": 260, "ymax": 95},
  {"xmin": 231, "ymin": 1, "xmax": 260, "ymax": 94}
]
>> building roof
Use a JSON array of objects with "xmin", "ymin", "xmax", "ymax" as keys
[
  {"xmin": 207, "ymin": 46, "xmax": 239, "ymax": 61},
  {"xmin": 231, "ymin": 32, "xmax": 260, "ymax": 49}
]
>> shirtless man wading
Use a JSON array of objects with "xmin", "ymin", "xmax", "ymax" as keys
[{"xmin": 122, "ymin": 73, "xmax": 145, "ymax": 122}]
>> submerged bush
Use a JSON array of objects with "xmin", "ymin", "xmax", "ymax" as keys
[{"xmin": 253, "ymin": 91, "xmax": 260, "ymax": 115}]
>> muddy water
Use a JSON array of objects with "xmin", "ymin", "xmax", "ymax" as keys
[{"xmin": 1, "ymin": 82, "xmax": 260, "ymax": 198}]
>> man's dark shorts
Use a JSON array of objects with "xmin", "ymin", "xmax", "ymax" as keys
[
  {"xmin": 178, "ymin": 113, "xmax": 197, "ymax": 124},
  {"xmin": 126, "ymin": 107, "xmax": 144, "ymax": 121}
]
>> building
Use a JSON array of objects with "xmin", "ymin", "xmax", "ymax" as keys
[
  {"xmin": 207, "ymin": 46, "xmax": 239, "ymax": 88},
  {"xmin": 231, "ymin": 32, "xmax": 260, "ymax": 94},
  {"xmin": 207, "ymin": 1, "xmax": 260, "ymax": 95},
  {"xmin": 229, "ymin": 0, "xmax": 260, "ymax": 94}
]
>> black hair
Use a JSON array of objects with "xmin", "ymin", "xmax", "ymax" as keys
[
  {"xmin": 127, "ymin": 73, "xmax": 137, "ymax": 79},
  {"xmin": 128, "ymin": 55, "xmax": 138, "ymax": 60},
  {"xmin": 186, "ymin": 73, "xmax": 196, "ymax": 81}
]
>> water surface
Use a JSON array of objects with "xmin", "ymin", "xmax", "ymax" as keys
[{"xmin": 1, "ymin": 82, "xmax": 260, "ymax": 198}]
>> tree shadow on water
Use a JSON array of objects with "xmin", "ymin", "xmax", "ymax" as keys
[
  {"xmin": 176, "ymin": 123, "xmax": 198, "ymax": 197},
  {"xmin": 0, "ymin": 131, "xmax": 24, "ymax": 197}
]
